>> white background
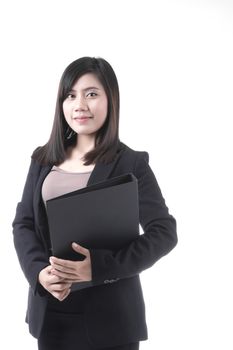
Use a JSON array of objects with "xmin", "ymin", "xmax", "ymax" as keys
[{"xmin": 0, "ymin": 0, "xmax": 232, "ymax": 349}]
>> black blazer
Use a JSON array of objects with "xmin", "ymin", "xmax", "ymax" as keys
[{"xmin": 12, "ymin": 141, "xmax": 177, "ymax": 348}]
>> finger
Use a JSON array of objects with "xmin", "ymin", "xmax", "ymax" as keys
[
  {"xmin": 72, "ymin": 242, "xmax": 89, "ymax": 257},
  {"xmin": 50, "ymin": 257, "xmax": 76, "ymax": 271},
  {"xmin": 45, "ymin": 265, "xmax": 53, "ymax": 273},
  {"xmin": 51, "ymin": 268, "xmax": 78, "ymax": 281},
  {"xmin": 46, "ymin": 278, "xmax": 68, "ymax": 291},
  {"xmin": 52, "ymin": 291, "xmax": 65, "ymax": 301},
  {"xmin": 52, "ymin": 287, "xmax": 71, "ymax": 301},
  {"xmin": 51, "ymin": 283, "xmax": 72, "ymax": 292},
  {"xmin": 63, "ymin": 276, "xmax": 84, "ymax": 283},
  {"xmin": 47, "ymin": 274, "xmax": 64, "ymax": 284},
  {"xmin": 60, "ymin": 288, "xmax": 71, "ymax": 301},
  {"xmin": 51, "ymin": 271, "xmax": 67, "ymax": 281},
  {"xmin": 51, "ymin": 264, "xmax": 76, "ymax": 277},
  {"xmin": 61, "ymin": 290, "xmax": 71, "ymax": 301}
]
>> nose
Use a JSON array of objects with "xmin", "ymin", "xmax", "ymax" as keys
[{"xmin": 74, "ymin": 95, "xmax": 88, "ymax": 111}]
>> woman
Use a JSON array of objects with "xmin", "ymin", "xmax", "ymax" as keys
[{"xmin": 12, "ymin": 57, "xmax": 177, "ymax": 350}]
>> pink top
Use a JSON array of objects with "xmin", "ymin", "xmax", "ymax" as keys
[{"xmin": 42, "ymin": 165, "xmax": 92, "ymax": 205}]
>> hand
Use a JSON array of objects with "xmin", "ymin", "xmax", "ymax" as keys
[
  {"xmin": 38, "ymin": 265, "xmax": 72, "ymax": 301},
  {"xmin": 50, "ymin": 243, "xmax": 92, "ymax": 283}
]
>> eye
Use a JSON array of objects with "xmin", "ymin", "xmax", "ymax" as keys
[
  {"xmin": 66, "ymin": 93, "xmax": 76, "ymax": 99},
  {"xmin": 86, "ymin": 92, "xmax": 98, "ymax": 98}
]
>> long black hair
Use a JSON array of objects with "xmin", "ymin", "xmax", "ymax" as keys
[{"xmin": 32, "ymin": 57, "xmax": 120, "ymax": 166}]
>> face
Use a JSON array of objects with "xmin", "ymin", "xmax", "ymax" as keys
[{"xmin": 63, "ymin": 73, "xmax": 108, "ymax": 138}]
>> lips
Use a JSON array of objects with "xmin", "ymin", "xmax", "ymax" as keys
[
  {"xmin": 73, "ymin": 116, "xmax": 93, "ymax": 120},
  {"xmin": 73, "ymin": 116, "xmax": 93, "ymax": 124}
]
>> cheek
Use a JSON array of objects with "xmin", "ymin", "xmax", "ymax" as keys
[
  {"xmin": 63, "ymin": 102, "xmax": 71, "ymax": 120},
  {"xmin": 96, "ymin": 98, "xmax": 108, "ymax": 121},
  {"xmin": 98, "ymin": 106, "xmax": 108, "ymax": 121}
]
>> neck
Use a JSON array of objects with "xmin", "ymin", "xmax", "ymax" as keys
[{"xmin": 72, "ymin": 134, "xmax": 96, "ymax": 158}]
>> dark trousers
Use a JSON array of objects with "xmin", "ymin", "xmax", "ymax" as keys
[{"xmin": 38, "ymin": 311, "xmax": 140, "ymax": 350}]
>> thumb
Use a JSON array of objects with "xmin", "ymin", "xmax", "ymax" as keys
[{"xmin": 72, "ymin": 242, "xmax": 89, "ymax": 257}]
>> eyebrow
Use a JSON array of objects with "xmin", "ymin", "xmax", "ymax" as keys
[{"xmin": 69, "ymin": 86, "xmax": 101, "ymax": 92}]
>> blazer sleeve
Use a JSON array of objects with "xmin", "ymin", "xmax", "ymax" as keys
[
  {"xmin": 12, "ymin": 159, "xmax": 49, "ymax": 295},
  {"xmin": 89, "ymin": 151, "xmax": 177, "ymax": 285}
]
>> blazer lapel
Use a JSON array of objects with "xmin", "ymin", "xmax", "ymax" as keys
[
  {"xmin": 87, "ymin": 143, "xmax": 125, "ymax": 186},
  {"xmin": 87, "ymin": 157, "xmax": 118, "ymax": 186}
]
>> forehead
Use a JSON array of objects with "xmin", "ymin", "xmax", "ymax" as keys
[{"xmin": 72, "ymin": 73, "xmax": 104, "ymax": 90}]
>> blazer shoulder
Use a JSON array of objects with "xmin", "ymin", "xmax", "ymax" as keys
[
  {"xmin": 119, "ymin": 141, "xmax": 149, "ymax": 163},
  {"xmin": 31, "ymin": 146, "xmax": 43, "ymax": 160},
  {"xmin": 27, "ymin": 146, "xmax": 47, "ymax": 175}
]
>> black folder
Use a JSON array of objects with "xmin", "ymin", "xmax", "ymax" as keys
[{"xmin": 46, "ymin": 173, "xmax": 139, "ymax": 290}]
